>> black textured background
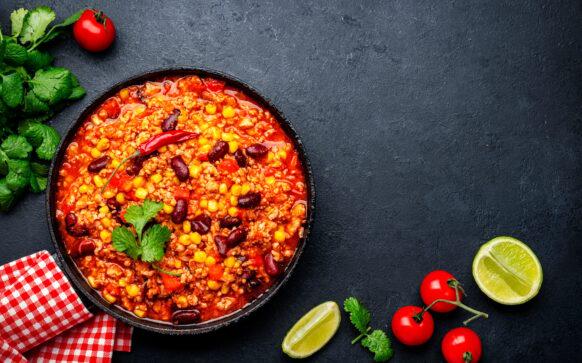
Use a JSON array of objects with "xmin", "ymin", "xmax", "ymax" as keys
[{"xmin": 1, "ymin": 1, "xmax": 581, "ymax": 361}]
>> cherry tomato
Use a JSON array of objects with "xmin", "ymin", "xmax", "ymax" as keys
[
  {"xmin": 73, "ymin": 9, "xmax": 116, "ymax": 52},
  {"xmin": 420, "ymin": 270, "xmax": 461, "ymax": 313},
  {"xmin": 391, "ymin": 306, "xmax": 434, "ymax": 346},
  {"xmin": 441, "ymin": 327, "xmax": 482, "ymax": 363}
]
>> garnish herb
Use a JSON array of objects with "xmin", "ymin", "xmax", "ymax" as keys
[
  {"xmin": 111, "ymin": 199, "xmax": 171, "ymax": 263},
  {"xmin": 344, "ymin": 297, "xmax": 394, "ymax": 362},
  {"xmin": 0, "ymin": 6, "xmax": 86, "ymax": 211}
]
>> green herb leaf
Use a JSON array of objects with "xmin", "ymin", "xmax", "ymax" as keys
[
  {"xmin": 141, "ymin": 224, "xmax": 171, "ymax": 262},
  {"xmin": 0, "ymin": 150, "xmax": 9, "ymax": 175},
  {"xmin": 0, "ymin": 39, "xmax": 6, "ymax": 64},
  {"xmin": 124, "ymin": 199, "xmax": 163, "ymax": 240},
  {"xmin": 25, "ymin": 50, "xmax": 54, "ymax": 70},
  {"xmin": 361, "ymin": 330, "xmax": 393, "ymax": 362},
  {"xmin": 344, "ymin": 297, "xmax": 371, "ymax": 334},
  {"xmin": 6, "ymin": 159, "xmax": 31, "ymax": 191},
  {"xmin": 29, "ymin": 173, "xmax": 47, "ymax": 192},
  {"xmin": 3, "ymin": 42, "xmax": 27, "ymax": 65},
  {"xmin": 19, "ymin": 6, "xmax": 56, "ymax": 44},
  {"xmin": 112, "ymin": 226, "xmax": 141, "ymax": 259},
  {"xmin": 30, "ymin": 161, "xmax": 49, "ymax": 175},
  {"xmin": 0, "ymin": 178, "xmax": 21, "ymax": 212},
  {"xmin": 1, "ymin": 73, "xmax": 25, "ymax": 108},
  {"xmin": 23, "ymin": 92, "xmax": 50, "ymax": 114},
  {"xmin": 30, "ymin": 67, "xmax": 73, "ymax": 105},
  {"xmin": 1, "ymin": 135, "xmax": 32, "ymax": 159},
  {"xmin": 10, "ymin": 8, "xmax": 29, "ymax": 37},
  {"xmin": 18, "ymin": 121, "xmax": 61, "ymax": 160}
]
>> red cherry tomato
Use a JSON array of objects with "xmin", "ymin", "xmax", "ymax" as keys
[
  {"xmin": 420, "ymin": 270, "xmax": 461, "ymax": 313},
  {"xmin": 73, "ymin": 9, "xmax": 116, "ymax": 52},
  {"xmin": 391, "ymin": 306, "xmax": 434, "ymax": 346},
  {"xmin": 441, "ymin": 327, "xmax": 482, "ymax": 363}
]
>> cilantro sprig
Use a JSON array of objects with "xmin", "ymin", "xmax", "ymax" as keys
[
  {"xmin": 0, "ymin": 6, "xmax": 85, "ymax": 212},
  {"xmin": 112, "ymin": 200, "xmax": 171, "ymax": 263},
  {"xmin": 344, "ymin": 297, "xmax": 394, "ymax": 362}
]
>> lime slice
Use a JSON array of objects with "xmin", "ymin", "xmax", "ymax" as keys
[
  {"xmin": 472, "ymin": 236, "xmax": 543, "ymax": 305},
  {"xmin": 282, "ymin": 301, "xmax": 341, "ymax": 358}
]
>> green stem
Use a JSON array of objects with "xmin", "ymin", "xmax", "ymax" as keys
[
  {"xmin": 100, "ymin": 151, "xmax": 139, "ymax": 194},
  {"xmin": 152, "ymin": 264, "xmax": 182, "ymax": 277},
  {"xmin": 351, "ymin": 327, "xmax": 371, "ymax": 344}
]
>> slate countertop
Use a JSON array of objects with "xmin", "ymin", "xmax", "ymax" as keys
[{"xmin": 1, "ymin": 0, "xmax": 581, "ymax": 361}]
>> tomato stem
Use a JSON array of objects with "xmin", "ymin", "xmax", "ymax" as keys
[
  {"xmin": 351, "ymin": 327, "xmax": 371, "ymax": 344},
  {"xmin": 463, "ymin": 351, "xmax": 473, "ymax": 363},
  {"xmin": 421, "ymin": 285, "xmax": 488, "ymax": 325}
]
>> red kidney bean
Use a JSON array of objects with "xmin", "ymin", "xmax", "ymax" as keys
[
  {"xmin": 126, "ymin": 152, "xmax": 157, "ymax": 176},
  {"xmin": 161, "ymin": 109, "xmax": 180, "ymax": 131},
  {"xmin": 264, "ymin": 253, "xmax": 280, "ymax": 276},
  {"xmin": 170, "ymin": 156, "xmax": 189, "ymax": 182},
  {"xmin": 214, "ymin": 235, "xmax": 228, "ymax": 256},
  {"xmin": 242, "ymin": 269, "xmax": 261, "ymax": 289},
  {"xmin": 191, "ymin": 214, "xmax": 211, "ymax": 234},
  {"xmin": 87, "ymin": 156, "xmax": 111, "ymax": 173},
  {"xmin": 219, "ymin": 216, "xmax": 242, "ymax": 229},
  {"xmin": 227, "ymin": 226, "xmax": 247, "ymax": 247},
  {"xmin": 172, "ymin": 309, "xmax": 201, "ymax": 325},
  {"xmin": 65, "ymin": 212, "xmax": 77, "ymax": 228},
  {"xmin": 106, "ymin": 198, "xmax": 121, "ymax": 212},
  {"xmin": 67, "ymin": 225, "xmax": 89, "ymax": 237},
  {"xmin": 237, "ymin": 192, "xmax": 261, "ymax": 209},
  {"xmin": 234, "ymin": 149, "xmax": 247, "ymax": 167},
  {"xmin": 77, "ymin": 238, "xmax": 96, "ymax": 256},
  {"xmin": 172, "ymin": 199, "xmax": 188, "ymax": 224},
  {"xmin": 245, "ymin": 143, "xmax": 268, "ymax": 159},
  {"xmin": 207, "ymin": 141, "xmax": 228, "ymax": 163}
]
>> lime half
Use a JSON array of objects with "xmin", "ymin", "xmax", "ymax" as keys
[
  {"xmin": 282, "ymin": 301, "xmax": 341, "ymax": 358},
  {"xmin": 472, "ymin": 236, "xmax": 543, "ymax": 305}
]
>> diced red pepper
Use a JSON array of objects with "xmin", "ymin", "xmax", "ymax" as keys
[
  {"xmin": 102, "ymin": 98, "xmax": 121, "ymax": 119},
  {"xmin": 218, "ymin": 159, "xmax": 239, "ymax": 173},
  {"xmin": 174, "ymin": 187, "xmax": 191, "ymax": 200},
  {"xmin": 161, "ymin": 274, "xmax": 183, "ymax": 293},
  {"xmin": 208, "ymin": 265, "xmax": 224, "ymax": 280},
  {"xmin": 204, "ymin": 78, "xmax": 225, "ymax": 92}
]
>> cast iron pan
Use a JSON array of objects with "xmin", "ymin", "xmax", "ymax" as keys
[{"xmin": 47, "ymin": 67, "xmax": 315, "ymax": 335}]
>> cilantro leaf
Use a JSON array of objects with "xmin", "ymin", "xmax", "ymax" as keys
[
  {"xmin": 0, "ymin": 178, "xmax": 22, "ymax": 212},
  {"xmin": 124, "ymin": 199, "xmax": 163, "ymax": 240},
  {"xmin": 30, "ymin": 67, "xmax": 73, "ymax": 105},
  {"xmin": 1, "ymin": 135, "xmax": 32, "ymax": 159},
  {"xmin": 112, "ymin": 226, "xmax": 141, "ymax": 259},
  {"xmin": 19, "ymin": 121, "xmax": 61, "ymax": 160},
  {"xmin": 141, "ymin": 224, "xmax": 171, "ymax": 262},
  {"xmin": 3, "ymin": 42, "xmax": 28, "ymax": 65},
  {"xmin": 29, "ymin": 173, "xmax": 47, "ymax": 193},
  {"xmin": 30, "ymin": 161, "xmax": 49, "ymax": 176},
  {"xmin": 10, "ymin": 9, "xmax": 29, "ymax": 37},
  {"xmin": 23, "ymin": 92, "xmax": 50, "ymax": 114},
  {"xmin": 19, "ymin": 6, "xmax": 56, "ymax": 44},
  {"xmin": 1, "ymin": 73, "xmax": 25, "ymax": 108},
  {"xmin": 25, "ymin": 50, "xmax": 54, "ymax": 70},
  {"xmin": 6, "ymin": 159, "xmax": 31, "ymax": 191},
  {"xmin": 0, "ymin": 150, "xmax": 8, "ymax": 175},
  {"xmin": 0, "ymin": 39, "xmax": 5, "ymax": 64},
  {"xmin": 344, "ymin": 297, "xmax": 371, "ymax": 334},
  {"xmin": 361, "ymin": 330, "xmax": 393, "ymax": 362}
]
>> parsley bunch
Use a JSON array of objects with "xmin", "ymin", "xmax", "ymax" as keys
[
  {"xmin": 112, "ymin": 200, "xmax": 171, "ymax": 262},
  {"xmin": 344, "ymin": 297, "xmax": 394, "ymax": 362},
  {"xmin": 0, "ymin": 6, "xmax": 86, "ymax": 211}
]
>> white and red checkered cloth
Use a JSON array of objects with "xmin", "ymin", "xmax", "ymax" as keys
[{"xmin": 0, "ymin": 251, "xmax": 133, "ymax": 362}]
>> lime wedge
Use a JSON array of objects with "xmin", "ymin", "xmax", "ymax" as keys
[
  {"xmin": 282, "ymin": 301, "xmax": 341, "ymax": 358},
  {"xmin": 472, "ymin": 236, "xmax": 543, "ymax": 305}
]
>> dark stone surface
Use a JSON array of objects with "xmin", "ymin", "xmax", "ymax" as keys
[{"xmin": 1, "ymin": 0, "xmax": 581, "ymax": 361}]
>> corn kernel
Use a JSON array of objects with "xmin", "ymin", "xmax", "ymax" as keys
[
  {"xmin": 267, "ymin": 152, "xmax": 275, "ymax": 162},
  {"xmin": 200, "ymin": 199, "xmax": 208, "ymax": 209},
  {"xmin": 228, "ymin": 141, "xmax": 239, "ymax": 153},
  {"xmin": 198, "ymin": 137, "xmax": 209, "ymax": 146},
  {"xmin": 132, "ymin": 176, "xmax": 145, "ymax": 188},
  {"xmin": 277, "ymin": 150, "xmax": 288, "ymax": 159},
  {"xmin": 90, "ymin": 148, "xmax": 102, "ymax": 158},
  {"xmin": 210, "ymin": 127, "xmax": 221, "ymax": 140},
  {"xmin": 93, "ymin": 175, "xmax": 104, "ymax": 188},
  {"xmin": 103, "ymin": 189, "xmax": 115, "ymax": 199},
  {"xmin": 221, "ymin": 132, "xmax": 235, "ymax": 142},
  {"xmin": 274, "ymin": 229, "xmax": 286, "ymax": 243},
  {"xmin": 163, "ymin": 204, "xmax": 174, "ymax": 214},
  {"xmin": 221, "ymin": 285, "xmax": 230, "ymax": 294},
  {"xmin": 118, "ymin": 278, "xmax": 127, "ymax": 287},
  {"xmin": 116, "ymin": 193, "xmax": 126, "ymax": 204},
  {"xmin": 111, "ymin": 159, "xmax": 120, "ymax": 168},
  {"xmin": 102, "ymin": 217, "xmax": 112, "ymax": 228},
  {"xmin": 224, "ymin": 256, "xmax": 236, "ymax": 268},
  {"xmin": 174, "ymin": 260, "xmax": 182, "ymax": 268},
  {"xmin": 205, "ymin": 103, "xmax": 217, "ymax": 114},
  {"xmin": 219, "ymin": 183, "xmax": 228, "ymax": 194},
  {"xmin": 228, "ymin": 207, "xmax": 238, "ymax": 217},
  {"xmin": 178, "ymin": 234, "xmax": 191, "ymax": 245},
  {"xmin": 189, "ymin": 232, "xmax": 202, "ymax": 244},
  {"xmin": 194, "ymin": 251, "xmax": 207, "ymax": 263},
  {"xmin": 134, "ymin": 309, "xmax": 146, "ymax": 318},
  {"xmin": 87, "ymin": 276, "xmax": 98, "ymax": 288},
  {"xmin": 199, "ymin": 144, "xmax": 211, "ymax": 153},
  {"xmin": 230, "ymin": 184, "xmax": 241, "ymax": 196},
  {"xmin": 150, "ymin": 174, "xmax": 163, "ymax": 183},
  {"xmin": 229, "ymin": 195, "xmax": 238, "ymax": 206},
  {"xmin": 205, "ymin": 256, "xmax": 216, "ymax": 266},
  {"xmin": 241, "ymin": 183, "xmax": 251, "ymax": 195},
  {"xmin": 103, "ymin": 292, "xmax": 117, "ymax": 303},
  {"xmin": 207, "ymin": 280, "xmax": 221, "ymax": 290},
  {"xmin": 158, "ymin": 146, "xmax": 168, "ymax": 153},
  {"xmin": 135, "ymin": 187, "xmax": 148, "ymax": 199},
  {"xmin": 207, "ymin": 200, "xmax": 218, "ymax": 212},
  {"xmin": 176, "ymin": 295, "xmax": 188, "ymax": 306},
  {"xmin": 183, "ymin": 221, "xmax": 191, "ymax": 233},
  {"xmin": 266, "ymin": 176, "xmax": 276, "ymax": 185},
  {"xmin": 99, "ymin": 205, "xmax": 109, "ymax": 214},
  {"xmin": 189, "ymin": 165, "xmax": 201, "ymax": 177},
  {"xmin": 79, "ymin": 184, "xmax": 89, "ymax": 193},
  {"xmin": 126, "ymin": 284, "xmax": 140, "ymax": 297},
  {"xmin": 222, "ymin": 106, "xmax": 235, "ymax": 118},
  {"xmin": 100, "ymin": 230, "xmax": 111, "ymax": 242},
  {"xmin": 119, "ymin": 88, "xmax": 130, "ymax": 100},
  {"xmin": 96, "ymin": 138, "xmax": 110, "ymax": 151}
]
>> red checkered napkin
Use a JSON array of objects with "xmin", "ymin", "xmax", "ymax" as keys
[{"xmin": 0, "ymin": 251, "xmax": 133, "ymax": 362}]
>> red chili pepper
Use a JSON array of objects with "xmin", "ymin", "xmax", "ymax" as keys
[{"xmin": 101, "ymin": 130, "xmax": 198, "ymax": 193}]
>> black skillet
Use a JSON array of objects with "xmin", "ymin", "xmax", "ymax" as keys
[{"xmin": 46, "ymin": 68, "xmax": 315, "ymax": 335}]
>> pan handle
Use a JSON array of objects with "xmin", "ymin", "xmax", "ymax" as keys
[{"xmin": 51, "ymin": 253, "xmax": 99, "ymax": 314}]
